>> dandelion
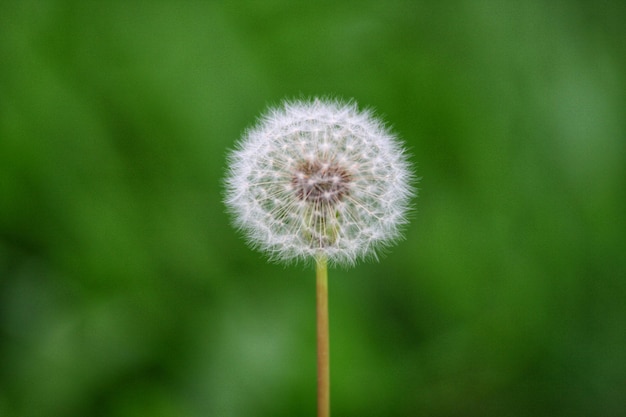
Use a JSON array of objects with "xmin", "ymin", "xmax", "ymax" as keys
[{"xmin": 224, "ymin": 98, "xmax": 415, "ymax": 417}]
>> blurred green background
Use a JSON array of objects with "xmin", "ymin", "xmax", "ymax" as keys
[{"xmin": 1, "ymin": 1, "xmax": 625, "ymax": 416}]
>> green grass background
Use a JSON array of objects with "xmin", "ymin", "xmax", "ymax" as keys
[{"xmin": 1, "ymin": 1, "xmax": 625, "ymax": 416}]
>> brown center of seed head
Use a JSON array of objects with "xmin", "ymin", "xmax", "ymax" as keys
[{"xmin": 291, "ymin": 160, "xmax": 351, "ymax": 205}]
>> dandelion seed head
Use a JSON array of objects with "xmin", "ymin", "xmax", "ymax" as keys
[{"xmin": 224, "ymin": 98, "xmax": 415, "ymax": 266}]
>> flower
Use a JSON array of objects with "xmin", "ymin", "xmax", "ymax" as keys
[{"xmin": 224, "ymin": 98, "xmax": 414, "ymax": 266}]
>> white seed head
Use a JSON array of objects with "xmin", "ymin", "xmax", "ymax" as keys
[{"xmin": 224, "ymin": 98, "xmax": 415, "ymax": 266}]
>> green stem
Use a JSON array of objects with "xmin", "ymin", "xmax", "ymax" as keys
[{"xmin": 316, "ymin": 255, "xmax": 330, "ymax": 417}]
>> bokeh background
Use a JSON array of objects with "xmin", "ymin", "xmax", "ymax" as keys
[{"xmin": 1, "ymin": 1, "xmax": 625, "ymax": 416}]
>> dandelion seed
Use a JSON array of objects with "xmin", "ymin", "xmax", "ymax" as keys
[{"xmin": 224, "ymin": 98, "xmax": 414, "ymax": 266}]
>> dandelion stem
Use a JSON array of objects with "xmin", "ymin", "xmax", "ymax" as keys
[{"xmin": 316, "ymin": 255, "xmax": 330, "ymax": 417}]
